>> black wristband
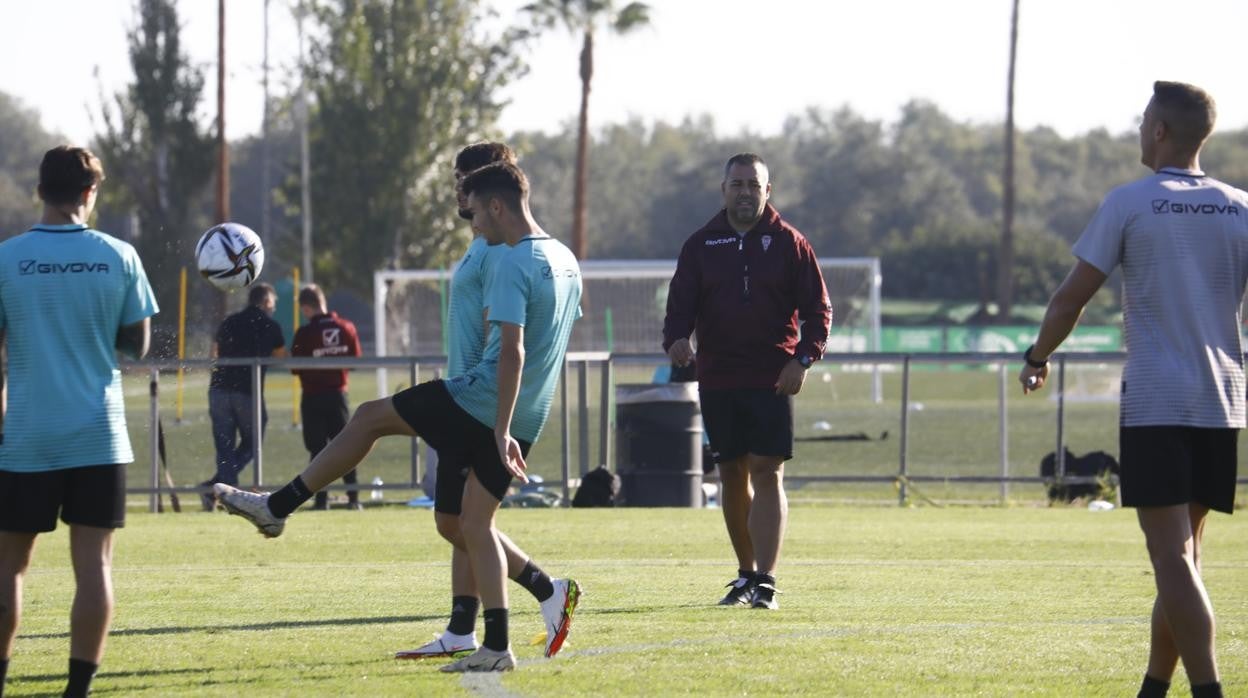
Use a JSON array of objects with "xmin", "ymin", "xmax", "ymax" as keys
[{"xmin": 1023, "ymin": 345, "xmax": 1049, "ymax": 369}]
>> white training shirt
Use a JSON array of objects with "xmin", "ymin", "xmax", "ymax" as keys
[{"xmin": 1073, "ymin": 167, "xmax": 1248, "ymax": 428}]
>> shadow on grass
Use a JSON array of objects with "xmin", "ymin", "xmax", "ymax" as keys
[
  {"xmin": 589, "ymin": 603, "xmax": 714, "ymax": 615},
  {"xmin": 9, "ymin": 657, "xmax": 391, "ymax": 695},
  {"xmin": 17, "ymin": 613, "xmax": 444, "ymax": 641}
]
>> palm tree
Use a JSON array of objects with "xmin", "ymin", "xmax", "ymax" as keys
[
  {"xmin": 523, "ymin": 0, "xmax": 651, "ymax": 260},
  {"xmin": 997, "ymin": 0, "xmax": 1020, "ymax": 324}
]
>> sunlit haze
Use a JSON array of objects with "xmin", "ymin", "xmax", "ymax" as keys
[{"xmin": 4, "ymin": 0, "xmax": 1248, "ymax": 144}]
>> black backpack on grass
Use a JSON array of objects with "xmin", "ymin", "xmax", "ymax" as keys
[
  {"xmin": 1040, "ymin": 448, "xmax": 1120, "ymax": 503},
  {"xmin": 573, "ymin": 466, "xmax": 620, "ymax": 507}
]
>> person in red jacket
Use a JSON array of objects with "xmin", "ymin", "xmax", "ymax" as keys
[
  {"xmin": 662, "ymin": 153, "xmax": 831, "ymax": 610},
  {"xmin": 290, "ymin": 284, "xmax": 363, "ymax": 510}
]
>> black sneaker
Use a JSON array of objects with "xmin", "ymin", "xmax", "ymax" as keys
[
  {"xmin": 718, "ymin": 576, "xmax": 755, "ymax": 606},
  {"xmin": 750, "ymin": 582, "xmax": 780, "ymax": 610}
]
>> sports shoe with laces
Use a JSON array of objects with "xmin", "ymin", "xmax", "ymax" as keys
[
  {"xmin": 394, "ymin": 632, "xmax": 477, "ymax": 660},
  {"xmin": 718, "ymin": 575, "xmax": 755, "ymax": 606},
  {"xmin": 750, "ymin": 582, "xmax": 780, "ymax": 610},
  {"xmin": 438, "ymin": 646, "xmax": 515, "ymax": 673},
  {"xmin": 540, "ymin": 578, "xmax": 581, "ymax": 658},
  {"xmin": 213, "ymin": 484, "xmax": 285, "ymax": 538}
]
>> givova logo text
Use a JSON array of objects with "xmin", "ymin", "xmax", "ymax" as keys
[
  {"xmin": 18, "ymin": 259, "xmax": 110, "ymax": 275},
  {"xmin": 1151, "ymin": 199, "xmax": 1239, "ymax": 215}
]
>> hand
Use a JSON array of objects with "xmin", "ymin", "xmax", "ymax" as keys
[
  {"xmin": 1019, "ymin": 362, "xmax": 1049, "ymax": 395},
  {"xmin": 667, "ymin": 338, "xmax": 694, "ymax": 367},
  {"xmin": 775, "ymin": 358, "xmax": 808, "ymax": 396},
  {"xmin": 495, "ymin": 431, "xmax": 529, "ymax": 483}
]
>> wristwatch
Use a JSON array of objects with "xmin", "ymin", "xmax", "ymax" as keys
[{"xmin": 796, "ymin": 354, "xmax": 813, "ymax": 369}]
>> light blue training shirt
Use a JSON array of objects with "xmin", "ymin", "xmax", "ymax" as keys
[
  {"xmin": 0, "ymin": 224, "xmax": 159, "ymax": 472},
  {"xmin": 445, "ymin": 236, "xmax": 504, "ymax": 378},
  {"xmin": 445, "ymin": 235, "xmax": 582, "ymax": 443}
]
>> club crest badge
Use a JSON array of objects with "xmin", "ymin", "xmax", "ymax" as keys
[{"xmin": 761, "ymin": 235, "xmax": 772, "ymax": 252}]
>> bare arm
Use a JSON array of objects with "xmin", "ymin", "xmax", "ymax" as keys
[
  {"xmin": 493, "ymin": 322, "xmax": 528, "ymax": 480},
  {"xmin": 116, "ymin": 318, "xmax": 151, "ymax": 360},
  {"xmin": 1020, "ymin": 260, "xmax": 1108, "ymax": 393}
]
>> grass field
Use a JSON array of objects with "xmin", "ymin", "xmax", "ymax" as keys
[{"xmin": 5, "ymin": 506, "xmax": 1247, "ymax": 696}]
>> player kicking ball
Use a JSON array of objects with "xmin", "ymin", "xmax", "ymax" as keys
[{"xmin": 214, "ymin": 162, "xmax": 583, "ymax": 673}]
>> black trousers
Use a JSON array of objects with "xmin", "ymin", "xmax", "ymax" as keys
[{"xmin": 301, "ymin": 391, "xmax": 357, "ymax": 505}]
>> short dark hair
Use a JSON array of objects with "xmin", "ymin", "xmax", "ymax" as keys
[
  {"xmin": 298, "ymin": 283, "xmax": 326, "ymax": 310},
  {"xmin": 38, "ymin": 146, "xmax": 105, "ymax": 206},
  {"xmin": 460, "ymin": 162, "xmax": 529, "ymax": 213},
  {"xmin": 724, "ymin": 153, "xmax": 767, "ymax": 180},
  {"xmin": 455, "ymin": 142, "xmax": 517, "ymax": 174},
  {"xmin": 1153, "ymin": 81, "xmax": 1216, "ymax": 150},
  {"xmin": 249, "ymin": 282, "xmax": 276, "ymax": 307}
]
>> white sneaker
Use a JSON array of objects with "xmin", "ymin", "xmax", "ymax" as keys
[
  {"xmin": 394, "ymin": 632, "xmax": 478, "ymax": 660},
  {"xmin": 540, "ymin": 578, "xmax": 581, "ymax": 658},
  {"xmin": 438, "ymin": 646, "xmax": 515, "ymax": 673},
  {"xmin": 213, "ymin": 484, "xmax": 285, "ymax": 538}
]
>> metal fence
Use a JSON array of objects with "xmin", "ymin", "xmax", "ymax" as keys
[{"xmin": 121, "ymin": 351, "xmax": 1244, "ymax": 511}]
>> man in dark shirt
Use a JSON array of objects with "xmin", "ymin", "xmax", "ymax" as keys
[
  {"xmin": 290, "ymin": 284, "xmax": 362, "ymax": 510},
  {"xmin": 203, "ymin": 282, "xmax": 286, "ymax": 507},
  {"xmin": 662, "ymin": 153, "xmax": 831, "ymax": 610}
]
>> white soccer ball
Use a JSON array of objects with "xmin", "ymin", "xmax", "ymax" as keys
[{"xmin": 195, "ymin": 222, "xmax": 265, "ymax": 290}]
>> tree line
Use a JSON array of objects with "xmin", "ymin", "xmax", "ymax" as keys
[{"xmin": 3, "ymin": 0, "xmax": 1248, "ymax": 337}]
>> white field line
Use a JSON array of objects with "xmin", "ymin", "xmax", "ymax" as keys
[
  {"xmin": 77, "ymin": 557, "xmax": 1248, "ymax": 574},
  {"xmin": 461, "ymin": 617, "xmax": 1151, "ymax": 697}
]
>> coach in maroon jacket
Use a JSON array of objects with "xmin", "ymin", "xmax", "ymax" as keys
[
  {"xmin": 291, "ymin": 284, "xmax": 363, "ymax": 510},
  {"xmin": 662, "ymin": 153, "xmax": 831, "ymax": 610}
]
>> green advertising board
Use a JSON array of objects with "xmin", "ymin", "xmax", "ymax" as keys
[{"xmin": 857, "ymin": 326, "xmax": 1123, "ymax": 353}]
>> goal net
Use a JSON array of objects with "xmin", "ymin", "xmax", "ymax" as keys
[{"xmin": 373, "ymin": 257, "xmax": 881, "ymax": 390}]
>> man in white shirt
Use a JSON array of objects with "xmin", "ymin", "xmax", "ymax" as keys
[{"xmin": 1020, "ymin": 81, "xmax": 1244, "ymax": 698}]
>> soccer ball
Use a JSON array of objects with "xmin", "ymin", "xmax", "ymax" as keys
[{"xmin": 195, "ymin": 222, "xmax": 265, "ymax": 290}]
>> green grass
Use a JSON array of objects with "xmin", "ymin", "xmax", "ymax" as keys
[{"xmin": 6, "ymin": 506, "xmax": 1247, "ymax": 696}]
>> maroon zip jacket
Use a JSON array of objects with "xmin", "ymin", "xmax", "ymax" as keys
[
  {"xmin": 662, "ymin": 203, "xmax": 832, "ymax": 390},
  {"xmin": 290, "ymin": 312, "xmax": 362, "ymax": 395}
]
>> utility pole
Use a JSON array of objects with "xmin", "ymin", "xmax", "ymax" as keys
[
  {"xmin": 998, "ymin": 0, "xmax": 1020, "ymax": 325},
  {"xmin": 260, "ymin": 0, "xmax": 271, "ymax": 250},
  {"xmin": 297, "ymin": 0, "xmax": 313, "ymax": 283},
  {"xmin": 216, "ymin": 0, "xmax": 229, "ymax": 225}
]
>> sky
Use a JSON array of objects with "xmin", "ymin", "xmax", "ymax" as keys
[{"xmin": 3, "ymin": 0, "xmax": 1248, "ymax": 145}]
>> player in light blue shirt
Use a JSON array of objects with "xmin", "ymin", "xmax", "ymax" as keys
[
  {"xmin": 0, "ymin": 146, "xmax": 156, "ymax": 698},
  {"xmin": 445, "ymin": 235, "xmax": 502, "ymax": 378},
  {"xmin": 444, "ymin": 231, "xmax": 583, "ymax": 445},
  {"xmin": 215, "ymin": 157, "xmax": 582, "ymax": 672},
  {"xmin": 399, "ymin": 143, "xmax": 579, "ymax": 662},
  {"xmin": 438, "ymin": 161, "xmax": 582, "ymax": 670}
]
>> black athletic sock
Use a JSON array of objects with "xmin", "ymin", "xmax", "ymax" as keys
[
  {"xmin": 1137, "ymin": 674, "xmax": 1169, "ymax": 698},
  {"xmin": 1, "ymin": 657, "xmax": 9, "ymax": 696},
  {"xmin": 738, "ymin": 568, "xmax": 756, "ymax": 583},
  {"xmin": 482, "ymin": 608, "xmax": 509, "ymax": 652},
  {"xmin": 756, "ymin": 572, "xmax": 776, "ymax": 588},
  {"xmin": 513, "ymin": 560, "xmax": 555, "ymax": 603},
  {"xmin": 447, "ymin": 595, "xmax": 479, "ymax": 636},
  {"xmin": 1191, "ymin": 682, "xmax": 1223, "ymax": 698},
  {"xmin": 268, "ymin": 476, "xmax": 314, "ymax": 519},
  {"xmin": 63, "ymin": 658, "xmax": 97, "ymax": 698},
  {"xmin": 343, "ymin": 470, "xmax": 359, "ymax": 505}
]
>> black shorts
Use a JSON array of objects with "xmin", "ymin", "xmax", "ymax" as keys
[
  {"xmin": 0, "ymin": 464, "xmax": 127, "ymax": 533},
  {"xmin": 301, "ymin": 391, "xmax": 350, "ymax": 456},
  {"xmin": 699, "ymin": 387, "xmax": 794, "ymax": 464},
  {"xmin": 1119, "ymin": 426, "xmax": 1238, "ymax": 514},
  {"xmin": 391, "ymin": 380, "xmax": 530, "ymax": 514}
]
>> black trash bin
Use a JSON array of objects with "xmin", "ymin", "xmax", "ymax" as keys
[{"xmin": 616, "ymin": 382, "xmax": 703, "ymax": 507}]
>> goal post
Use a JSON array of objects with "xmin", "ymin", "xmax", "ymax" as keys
[{"xmin": 373, "ymin": 257, "xmax": 882, "ymax": 400}]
